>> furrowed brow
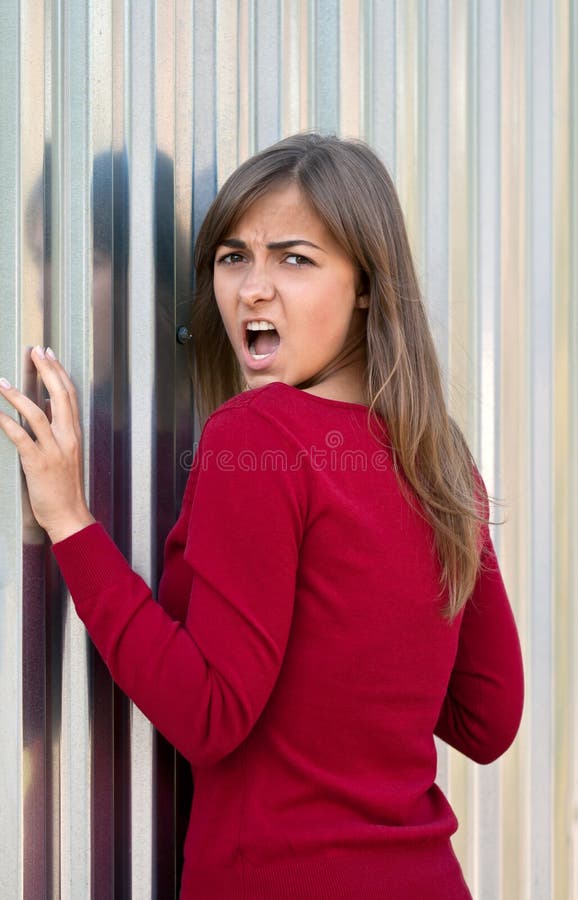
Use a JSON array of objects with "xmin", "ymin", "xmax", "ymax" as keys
[
  {"xmin": 219, "ymin": 238, "xmax": 326, "ymax": 253},
  {"xmin": 267, "ymin": 239, "xmax": 325, "ymax": 253},
  {"xmin": 220, "ymin": 238, "xmax": 246, "ymax": 249}
]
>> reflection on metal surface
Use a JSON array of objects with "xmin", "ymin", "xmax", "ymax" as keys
[{"xmin": 0, "ymin": 1, "xmax": 575, "ymax": 898}]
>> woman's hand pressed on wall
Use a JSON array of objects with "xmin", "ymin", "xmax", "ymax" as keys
[{"xmin": 0, "ymin": 346, "xmax": 95, "ymax": 544}]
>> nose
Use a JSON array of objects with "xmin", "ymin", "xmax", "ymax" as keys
[{"xmin": 237, "ymin": 259, "xmax": 275, "ymax": 306}]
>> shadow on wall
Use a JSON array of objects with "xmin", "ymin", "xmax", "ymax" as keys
[{"xmin": 22, "ymin": 145, "xmax": 195, "ymax": 898}]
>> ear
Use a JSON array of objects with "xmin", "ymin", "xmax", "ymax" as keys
[{"xmin": 355, "ymin": 291, "xmax": 369, "ymax": 309}]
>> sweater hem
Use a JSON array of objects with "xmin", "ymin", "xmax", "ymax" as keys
[{"xmin": 179, "ymin": 843, "xmax": 472, "ymax": 899}]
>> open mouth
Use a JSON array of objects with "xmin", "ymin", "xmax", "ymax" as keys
[{"xmin": 246, "ymin": 324, "xmax": 281, "ymax": 359}]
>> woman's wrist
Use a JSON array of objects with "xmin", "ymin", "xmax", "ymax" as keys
[{"xmin": 46, "ymin": 510, "xmax": 97, "ymax": 545}]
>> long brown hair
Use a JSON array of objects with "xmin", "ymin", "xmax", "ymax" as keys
[{"xmin": 190, "ymin": 132, "xmax": 492, "ymax": 620}]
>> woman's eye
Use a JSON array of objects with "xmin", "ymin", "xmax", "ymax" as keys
[
  {"xmin": 285, "ymin": 254, "xmax": 312, "ymax": 267},
  {"xmin": 216, "ymin": 252, "xmax": 245, "ymax": 265}
]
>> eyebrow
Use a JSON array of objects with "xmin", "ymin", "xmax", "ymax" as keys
[{"xmin": 219, "ymin": 238, "xmax": 326, "ymax": 253}]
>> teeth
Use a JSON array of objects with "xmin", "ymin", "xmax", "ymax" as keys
[
  {"xmin": 246, "ymin": 321, "xmax": 276, "ymax": 331},
  {"xmin": 245, "ymin": 320, "xmax": 279, "ymax": 361}
]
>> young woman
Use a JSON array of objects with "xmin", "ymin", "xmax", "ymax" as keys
[{"xmin": 0, "ymin": 133, "xmax": 524, "ymax": 899}]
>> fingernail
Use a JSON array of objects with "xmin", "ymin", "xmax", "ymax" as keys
[
  {"xmin": 46, "ymin": 347, "xmax": 56, "ymax": 361},
  {"xmin": 0, "ymin": 377, "xmax": 11, "ymax": 389},
  {"xmin": 34, "ymin": 345, "xmax": 45, "ymax": 359}
]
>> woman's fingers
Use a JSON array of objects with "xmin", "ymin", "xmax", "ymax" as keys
[
  {"xmin": 28, "ymin": 346, "xmax": 76, "ymax": 438},
  {"xmin": 0, "ymin": 373, "xmax": 55, "ymax": 448},
  {"xmin": 0, "ymin": 347, "xmax": 82, "ymax": 447},
  {"xmin": 21, "ymin": 345, "xmax": 44, "ymax": 435},
  {"xmin": 0, "ymin": 407, "xmax": 41, "ymax": 456},
  {"xmin": 0, "ymin": 347, "xmax": 81, "ymax": 452},
  {"xmin": 43, "ymin": 350, "xmax": 83, "ymax": 441},
  {"xmin": 0, "ymin": 349, "xmax": 93, "ymax": 541}
]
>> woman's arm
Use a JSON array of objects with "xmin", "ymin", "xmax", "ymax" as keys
[
  {"xmin": 0, "ymin": 350, "xmax": 308, "ymax": 767},
  {"xmin": 52, "ymin": 405, "xmax": 308, "ymax": 766},
  {"xmin": 434, "ymin": 524, "xmax": 525, "ymax": 764}
]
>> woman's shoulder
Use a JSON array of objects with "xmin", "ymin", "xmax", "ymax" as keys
[
  {"xmin": 205, "ymin": 382, "xmax": 300, "ymax": 434},
  {"xmin": 210, "ymin": 381, "xmax": 288, "ymax": 417},
  {"xmin": 187, "ymin": 384, "xmax": 310, "ymax": 510},
  {"xmin": 200, "ymin": 382, "xmax": 302, "ymax": 452}
]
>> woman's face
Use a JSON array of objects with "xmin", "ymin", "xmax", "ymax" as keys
[{"xmin": 213, "ymin": 182, "xmax": 368, "ymax": 392}]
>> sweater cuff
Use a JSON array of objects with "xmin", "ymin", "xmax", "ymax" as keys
[{"xmin": 52, "ymin": 522, "xmax": 136, "ymax": 605}]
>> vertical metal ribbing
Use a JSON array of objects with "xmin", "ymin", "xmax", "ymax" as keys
[
  {"xmin": 7, "ymin": 1, "xmax": 52, "ymax": 896},
  {"xmin": 570, "ymin": 7, "xmax": 578, "ymax": 898},
  {"xmin": 127, "ymin": 1, "xmax": 156, "ymax": 896},
  {"xmin": 447, "ymin": 0, "xmax": 476, "ymax": 446},
  {"xmin": 155, "ymin": 5, "xmax": 180, "ymax": 894},
  {"xmin": 254, "ymin": 0, "xmax": 281, "ymax": 150},
  {"xmin": 192, "ymin": 0, "xmax": 217, "ymax": 230},
  {"xmin": 339, "ymin": 0, "xmax": 361, "ymax": 138},
  {"xmin": 552, "ymin": 5, "xmax": 575, "ymax": 900},
  {"xmin": 55, "ymin": 0, "xmax": 93, "ymax": 896},
  {"xmin": 367, "ymin": 0, "xmax": 397, "ymax": 176},
  {"xmin": 424, "ymin": 0, "xmax": 450, "ymax": 387},
  {"xmin": 281, "ymin": 0, "xmax": 302, "ymax": 137},
  {"xmin": 0, "ymin": 3, "xmax": 576, "ymax": 897},
  {"xmin": 424, "ymin": 0, "xmax": 451, "ymax": 818},
  {"xmin": 0, "ymin": 4, "xmax": 23, "ymax": 897},
  {"xmin": 90, "ymin": 0, "xmax": 122, "ymax": 895},
  {"xmin": 312, "ymin": 0, "xmax": 340, "ymax": 133},
  {"xmin": 216, "ymin": 0, "xmax": 239, "ymax": 182},
  {"xmin": 474, "ymin": 2, "xmax": 502, "ymax": 896},
  {"xmin": 395, "ymin": 0, "xmax": 426, "ymax": 268},
  {"xmin": 173, "ymin": 0, "xmax": 196, "ymax": 501},
  {"xmin": 527, "ymin": 0, "xmax": 554, "ymax": 897},
  {"xmin": 498, "ymin": 4, "xmax": 531, "ymax": 895},
  {"xmin": 237, "ymin": 0, "xmax": 255, "ymax": 160}
]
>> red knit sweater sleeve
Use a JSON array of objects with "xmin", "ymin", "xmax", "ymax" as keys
[
  {"xmin": 434, "ymin": 524, "xmax": 524, "ymax": 764},
  {"xmin": 51, "ymin": 403, "xmax": 308, "ymax": 767}
]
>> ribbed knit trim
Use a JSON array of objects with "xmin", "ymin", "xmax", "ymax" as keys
[
  {"xmin": 52, "ymin": 523, "xmax": 137, "ymax": 604},
  {"xmin": 179, "ymin": 844, "xmax": 472, "ymax": 900}
]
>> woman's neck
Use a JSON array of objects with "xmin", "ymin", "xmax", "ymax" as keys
[{"xmin": 301, "ymin": 367, "xmax": 369, "ymax": 406}]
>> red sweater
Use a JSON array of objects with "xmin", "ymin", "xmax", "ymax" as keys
[{"xmin": 52, "ymin": 381, "xmax": 524, "ymax": 899}]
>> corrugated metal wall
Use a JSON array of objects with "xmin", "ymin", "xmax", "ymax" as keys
[{"xmin": 0, "ymin": 2, "xmax": 576, "ymax": 898}]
